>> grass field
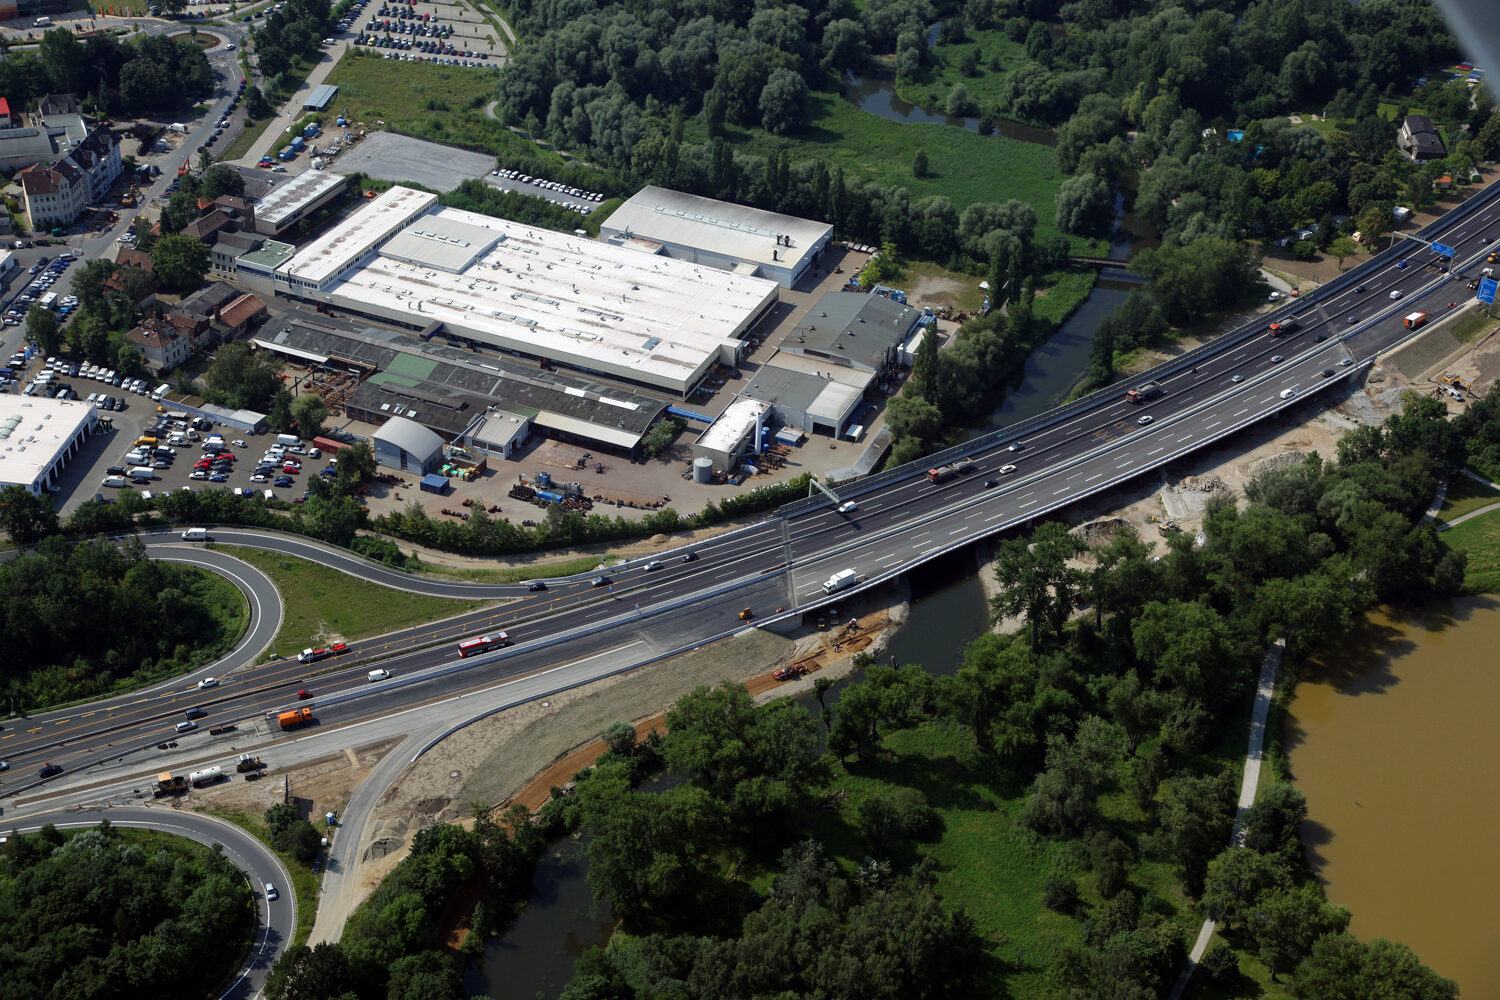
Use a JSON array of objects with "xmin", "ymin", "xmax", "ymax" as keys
[
  {"xmin": 1440, "ymin": 505, "xmax": 1500, "ymax": 593},
  {"xmin": 200, "ymin": 807, "xmax": 321, "ymax": 947},
  {"xmin": 325, "ymin": 53, "xmax": 539, "ymax": 160},
  {"xmin": 897, "ymin": 28, "xmax": 1031, "ymax": 114},
  {"xmin": 1437, "ymin": 471, "xmax": 1500, "ymax": 522},
  {"xmin": 698, "ymin": 90, "xmax": 1081, "ymax": 251},
  {"xmin": 224, "ymin": 546, "xmax": 487, "ymax": 658}
]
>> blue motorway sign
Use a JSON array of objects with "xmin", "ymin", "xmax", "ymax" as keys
[
  {"xmin": 1479, "ymin": 277, "xmax": 1498, "ymax": 305},
  {"xmin": 1432, "ymin": 241, "xmax": 1457, "ymax": 258}
]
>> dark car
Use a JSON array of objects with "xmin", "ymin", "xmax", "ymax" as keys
[
  {"xmin": 273, "ymin": 475, "xmax": 294, "ymax": 488},
  {"xmin": 984, "ymin": 479, "xmax": 999, "ymax": 488},
  {"xmin": 591, "ymin": 575, "xmax": 611, "ymax": 587},
  {"xmin": 527, "ymin": 581, "xmax": 547, "ymax": 591},
  {"xmin": 1314, "ymin": 334, "xmax": 1326, "ymax": 342},
  {"xmin": 1355, "ymin": 284, "xmax": 1366, "ymax": 293},
  {"xmin": 107, "ymin": 465, "xmax": 127, "ymax": 475},
  {"xmin": 681, "ymin": 551, "xmax": 697, "ymax": 562},
  {"xmin": 185, "ymin": 707, "xmax": 208, "ymax": 719},
  {"xmin": 38, "ymin": 764, "xmax": 63, "ymax": 778},
  {"xmin": 1321, "ymin": 368, "xmax": 1336, "ymax": 377}
]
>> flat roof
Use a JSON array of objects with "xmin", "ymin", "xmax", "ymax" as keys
[
  {"xmin": 277, "ymin": 186, "xmax": 437, "ymax": 287},
  {"xmin": 0, "ymin": 396, "xmax": 96, "ymax": 489},
  {"xmin": 698, "ymin": 397, "xmax": 767, "ymax": 453},
  {"xmin": 254, "ymin": 170, "xmax": 348, "ymax": 229},
  {"xmin": 784, "ymin": 291, "xmax": 919, "ymax": 371},
  {"xmin": 238, "ymin": 238, "xmax": 295, "ymax": 270},
  {"xmin": 740, "ymin": 362, "xmax": 863, "ymax": 423},
  {"xmin": 603, "ymin": 185, "xmax": 831, "ymax": 271},
  {"xmin": 307, "ymin": 195, "xmax": 778, "ymax": 392}
]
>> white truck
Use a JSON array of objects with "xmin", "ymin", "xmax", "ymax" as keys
[
  {"xmin": 822, "ymin": 568, "xmax": 857, "ymax": 595},
  {"xmin": 168, "ymin": 123, "xmax": 189, "ymax": 134},
  {"xmin": 38, "ymin": 292, "xmax": 57, "ymax": 310},
  {"xmin": 181, "ymin": 528, "xmax": 209, "ymax": 541}
]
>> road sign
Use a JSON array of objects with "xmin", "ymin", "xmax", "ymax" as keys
[
  {"xmin": 1432, "ymin": 241, "xmax": 1457, "ymax": 258},
  {"xmin": 1479, "ymin": 277, "xmax": 1498, "ymax": 305}
]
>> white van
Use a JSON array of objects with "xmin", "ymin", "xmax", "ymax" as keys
[
  {"xmin": 181, "ymin": 528, "xmax": 209, "ymax": 541},
  {"xmin": 277, "ymin": 433, "xmax": 301, "ymax": 447},
  {"xmin": 152, "ymin": 383, "xmax": 170, "ymax": 400},
  {"xmin": 101, "ymin": 475, "xmax": 127, "ymax": 488},
  {"xmin": 128, "ymin": 466, "xmax": 154, "ymax": 481},
  {"xmin": 368, "ymin": 669, "xmax": 391, "ymax": 682}
]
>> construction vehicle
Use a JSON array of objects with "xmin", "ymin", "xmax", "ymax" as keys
[
  {"xmin": 1403, "ymin": 311, "xmax": 1428, "ymax": 330},
  {"xmin": 926, "ymin": 457, "xmax": 976, "ymax": 484},
  {"xmin": 1156, "ymin": 520, "xmax": 1183, "ymax": 537},
  {"xmin": 177, "ymin": 158, "xmax": 189, "ymax": 177},
  {"xmin": 235, "ymin": 754, "xmax": 265, "ymax": 773},
  {"xmin": 277, "ymin": 707, "xmax": 313, "ymax": 730},
  {"xmin": 1440, "ymin": 374, "xmax": 1471, "ymax": 391},
  {"xmin": 153, "ymin": 772, "xmax": 189, "ymax": 796},
  {"xmin": 738, "ymin": 608, "xmax": 754, "ymax": 620},
  {"xmin": 1268, "ymin": 316, "xmax": 1300, "ymax": 337},
  {"xmin": 773, "ymin": 662, "xmax": 809, "ymax": 681},
  {"xmin": 1125, "ymin": 380, "xmax": 1164, "ymax": 404}
]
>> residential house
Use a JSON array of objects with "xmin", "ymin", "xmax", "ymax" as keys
[
  {"xmin": 1400, "ymin": 115, "xmax": 1446, "ymax": 163},
  {"xmin": 126, "ymin": 318, "xmax": 191, "ymax": 373},
  {"xmin": 215, "ymin": 293, "xmax": 268, "ymax": 340},
  {"xmin": 17, "ymin": 159, "xmax": 88, "ymax": 229}
]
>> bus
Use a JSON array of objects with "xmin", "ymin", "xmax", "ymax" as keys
[{"xmin": 457, "ymin": 632, "xmax": 510, "ymax": 657}]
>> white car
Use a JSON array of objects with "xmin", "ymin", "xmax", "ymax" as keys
[
  {"xmin": 1137, "ymin": 415, "xmax": 1154, "ymax": 425},
  {"xmin": 1280, "ymin": 387, "xmax": 1297, "ymax": 399},
  {"xmin": 1389, "ymin": 290, "xmax": 1403, "ymax": 300},
  {"xmin": 197, "ymin": 677, "xmax": 218, "ymax": 689},
  {"xmin": 232, "ymin": 439, "xmax": 247, "ymax": 447}
]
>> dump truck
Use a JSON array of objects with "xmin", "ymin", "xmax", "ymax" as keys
[
  {"xmin": 925, "ymin": 457, "xmax": 976, "ymax": 484},
  {"xmin": 235, "ymin": 754, "xmax": 265, "ymax": 772},
  {"xmin": 1268, "ymin": 316, "xmax": 1300, "ymax": 337},
  {"xmin": 153, "ymin": 772, "xmax": 189, "ymax": 796},
  {"xmin": 278, "ymin": 707, "xmax": 313, "ymax": 730},
  {"xmin": 1125, "ymin": 380, "xmax": 1164, "ymax": 404}
]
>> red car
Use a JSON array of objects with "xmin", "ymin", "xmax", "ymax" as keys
[
  {"xmin": 296, "ymin": 689, "xmax": 312, "ymax": 699},
  {"xmin": 282, "ymin": 463, "xmax": 300, "ymax": 474}
]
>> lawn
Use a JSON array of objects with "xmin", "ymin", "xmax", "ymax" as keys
[
  {"xmin": 693, "ymin": 89, "xmax": 1088, "ymax": 252},
  {"xmin": 406, "ymin": 552, "xmax": 609, "ymax": 584},
  {"xmin": 223, "ymin": 545, "xmax": 488, "ymax": 658},
  {"xmin": 1440, "ymin": 506, "xmax": 1500, "ymax": 593},
  {"xmin": 200, "ymin": 806, "xmax": 322, "ymax": 947},
  {"xmin": 325, "ymin": 53, "xmax": 540, "ymax": 160},
  {"xmin": 1437, "ymin": 470, "xmax": 1500, "ymax": 522}
]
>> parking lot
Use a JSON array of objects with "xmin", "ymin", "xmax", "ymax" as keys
[
  {"xmin": 330, "ymin": 130, "xmax": 495, "ymax": 192},
  {"xmin": 484, "ymin": 169, "xmax": 604, "ymax": 216},
  {"xmin": 349, "ymin": 0, "xmax": 506, "ymax": 68}
]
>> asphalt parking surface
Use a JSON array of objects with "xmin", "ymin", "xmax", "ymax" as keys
[{"xmin": 328, "ymin": 130, "xmax": 495, "ymax": 192}]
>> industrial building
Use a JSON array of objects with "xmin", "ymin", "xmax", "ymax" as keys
[
  {"xmin": 600, "ymin": 186, "xmax": 833, "ymax": 289},
  {"xmin": 303, "ymin": 84, "xmax": 340, "ymax": 112},
  {"xmin": 0, "ymin": 396, "xmax": 101, "ymax": 495},
  {"xmin": 252, "ymin": 170, "xmax": 349, "ymax": 238},
  {"xmin": 233, "ymin": 187, "xmax": 780, "ymax": 398},
  {"xmin": 251, "ymin": 309, "xmax": 668, "ymax": 458},
  {"xmin": 371, "ymin": 415, "xmax": 443, "ymax": 474}
]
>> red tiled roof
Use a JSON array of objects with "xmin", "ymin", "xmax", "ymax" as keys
[
  {"xmin": 116, "ymin": 248, "xmax": 153, "ymax": 271},
  {"xmin": 218, "ymin": 293, "xmax": 266, "ymax": 328}
]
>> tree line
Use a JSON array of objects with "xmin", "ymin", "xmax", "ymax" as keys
[
  {"xmin": 0, "ymin": 525, "xmax": 247, "ymax": 708},
  {"xmin": 0, "ymin": 28, "xmax": 213, "ymax": 114},
  {"xmin": 0, "ymin": 821, "xmax": 253, "ymax": 1000}
]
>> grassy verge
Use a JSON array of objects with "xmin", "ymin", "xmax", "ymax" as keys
[
  {"xmin": 1449, "ymin": 308, "xmax": 1495, "ymax": 343},
  {"xmin": 223, "ymin": 545, "xmax": 487, "ymax": 657},
  {"xmin": 198, "ymin": 806, "xmax": 321, "ymax": 947},
  {"xmin": 1437, "ymin": 470, "xmax": 1500, "ymax": 521},
  {"xmin": 1440, "ymin": 508, "xmax": 1500, "ymax": 593},
  {"xmin": 384, "ymin": 552, "xmax": 610, "ymax": 584},
  {"xmin": 325, "ymin": 53, "xmax": 534, "ymax": 157}
]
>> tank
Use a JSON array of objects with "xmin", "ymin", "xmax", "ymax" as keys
[{"xmin": 693, "ymin": 456, "xmax": 713, "ymax": 483}]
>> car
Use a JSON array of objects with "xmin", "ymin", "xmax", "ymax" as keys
[
  {"xmin": 983, "ymin": 479, "xmax": 999, "ymax": 488},
  {"xmin": 1008, "ymin": 441, "xmax": 1025, "ymax": 452},
  {"xmin": 250, "ymin": 474, "xmax": 269, "ymax": 483},
  {"xmin": 209, "ymin": 473, "xmax": 228, "ymax": 482},
  {"xmin": 1231, "ymin": 374, "xmax": 1245, "ymax": 383},
  {"xmin": 1271, "ymin": 355, "xmax": 1284, "ymax": 363},
  {"xmin": 329, "ymin": 642, "xmax": 348, "ymax": 655},
  {"xmin": 1137, "ymin": 415, "xmax": 1154, "ymax": 425},
  {"xmin": 1355, "ymin": 284, "xmax": 1366, "ymax": 293},
  {"xmin": 189, "ymin": 470, "xmax": 208, "ymax": 480},
  {"xmin": 999, "ymin": 464, "xmax": 1018, "ymax": 475},
  {"xmin": 1280, "ymin": 387, "xmax": 1297, "ymax": 398},
  {"xmin": 264, "ymin": 883, "xmax": 277, "ymax": 900},
  {"xmin": 298, "ymin": 647, "xmax": 330, "ymax": 663},
  {"xmin": 185, "ymin": 707, "xmax": 208, "ymax": 720},
  {"xmin": 1396, "ymin": 259, "xmax": 1408, "ymax": 268},
  {"xmin": 197, "ymin": 677, "xmax": 218, "ymax": 688},
  {"xmin": 591, "ymin": 575, "xmax": 611, "ymax": 587},
  {"xmin": 837, "ymin": 500, "xmax": 858, "ymax": 514},
  {"xmin": 1321, "ymin": 368, "xmax": 1336, "ymax": 377},
  {"xmin": 232, "ymin": 439, "xmax": 246, "ymax": 447},
  {"xmin": 297, "ymin": 689, "xmax": 313, "ymax": 699},
  {"xmin": 681, "ymin": 551, "xmax": 698, "ymax": 562},
  {"xmin": 1341, "ymin": 357, "xmax": 1355, "ymax": 367},
  {"xmin": 273, "ymin": 476, "xmax": 294, "ymax": 488},
  {"xmin": 1389, "ymin": 290, "xmax": 1403, "ymax": 300},
  {"xmin": 643, "ymin": 560, "xmax": 663, "ymax": 571},
  {"xmin": 151, "ymin": 460, "xmax": 170, "ymax": 469},
  {"xmin": 1267, "ymin": 291, "xmax": 1282, "ymax": 301},
  {"xmin": 39, "ymin": 764, "xmax": 64, "ymax": 779},
  {"xmin": 527, "ymin": 581, "xmax": 548, "ymax": 591}
]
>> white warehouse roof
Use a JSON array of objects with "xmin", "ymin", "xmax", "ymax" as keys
[
  {"xmin": 254, "ymin": 170, "xmax": 350, "ymax": 231},
  {"xmin": 0, "ymin": 396, "xmax": 98, "ymax": 494},
  {"xmin": 372, "ymin": 414, "xmax": 444, "ymax": 458}
]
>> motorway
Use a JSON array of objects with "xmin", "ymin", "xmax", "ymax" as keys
[{"xmin": 6, "ymin": 180, "xmax": 1500, "ymax": 800}]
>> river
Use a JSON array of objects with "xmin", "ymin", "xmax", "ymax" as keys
[{"xmin": 1285, "ymin": 596, "xmax": 1500, "ymax": 995}]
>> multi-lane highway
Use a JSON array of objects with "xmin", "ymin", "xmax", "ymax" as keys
[{"xmin": 7, "ymin": 180, "xmax": 1500, "ymax": 800}]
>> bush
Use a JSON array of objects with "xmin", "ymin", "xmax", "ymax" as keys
[
  {"xmin": 1043, "ymin": 875, "xmax": 1079, "ymax": 912},
  {"xmin": 1199, "ymin": 942, "xmax": 1238, "ymax": 982}
]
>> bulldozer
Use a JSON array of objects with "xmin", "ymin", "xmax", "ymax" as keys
[
  {"xmin": 1156, "ymin": 520, "xmax": 1183, "ymax": 537},
  {"xmin": 738, "ymin": 608, "xmax": 754, "ymax": 620}
]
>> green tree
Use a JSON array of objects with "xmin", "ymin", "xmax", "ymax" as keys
[
  {"xmin": 149, "ymin": 234, "xmax": 210, "ymax": 293},
  {"xmin": 1246, "ymin": 882, "xmax": 1350, "ymax": 980},
  {"xmin": 1152, "ymin": 770, "xmax": 1236, "ymax": 895},
  {"xmin": 205, "ymin": 341, "xmax": 281, "ymax": 410},
  {"xmin": 640, "ymin": 417, "xmax": 682, "ymax": 458},
  {"xmin": 265, "ymin": 942, "xmax": 358, "ymax": 1000},
  {"xmin": 1327, "ymin": 236, "xmax": 1358, "ymax": 270},
  {"xmin": 0, "ymin": 484, "xmax": 60, "ymax": 544},
  {"xmin": 990, "ymin": 521, "xmax": 1086, "ymax": 651},
  {"xmin": 758, "ymin": 67, "xmax": 809, "ymax": 135},
  {"xmin": 1056, "ymin": 172, "xmax": 1113, "ymax": 236},
  {"xmin": 290, "ymin": 393, "xmax": 327, "ymax": 439},
  {"xmin": 1201, "ymin": 847, "xmax": 1290, "ymax": 926},
  {"xmin": 1290, "ymin": 933, "xmax": 1458, "ymax": 1000},
  {"xmin": 912, "ymin": 148, "xmax": 929, "ymax": 178},
  {"xmin": 268, "ymin": 386, "xmax": 294, "ymax": 431},
  {"xmin": 26, "ymin": 305, "xmax": 61, "ymax": 355},
  {"xmin": 199, "ymin": 163, "xmax": 246, "ymax": 200}
]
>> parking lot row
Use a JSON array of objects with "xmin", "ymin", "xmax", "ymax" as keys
[{"xmin": 102, "ymin": 418, "xmax": 334, "ymax": 501}]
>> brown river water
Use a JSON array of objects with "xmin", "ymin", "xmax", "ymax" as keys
[{"xmin": 1285, "ymin": 596, "xmax": 1500, "ymax": 995}]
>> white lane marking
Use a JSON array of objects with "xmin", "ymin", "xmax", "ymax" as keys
[
  {"xmin": 1205, "ymin": 420, "xmax": 1220, "ymax": 429},
  {"xmin": 1148, "ymin": 447, "xmax": 1164, "ymax": 455},
  {"xmin": 1086, "ymin": 473, "xmax": 1101, "ymax": 482}
]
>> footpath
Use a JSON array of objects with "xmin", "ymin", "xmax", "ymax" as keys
[{"xmin": 1166, "ymin": 639, "xmax": 1285, "ymax": 1000}]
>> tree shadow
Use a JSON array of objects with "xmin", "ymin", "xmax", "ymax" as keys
[{"xmin": 1297, "ymin": 817, "xmax": 1336, "ymax": 877}]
